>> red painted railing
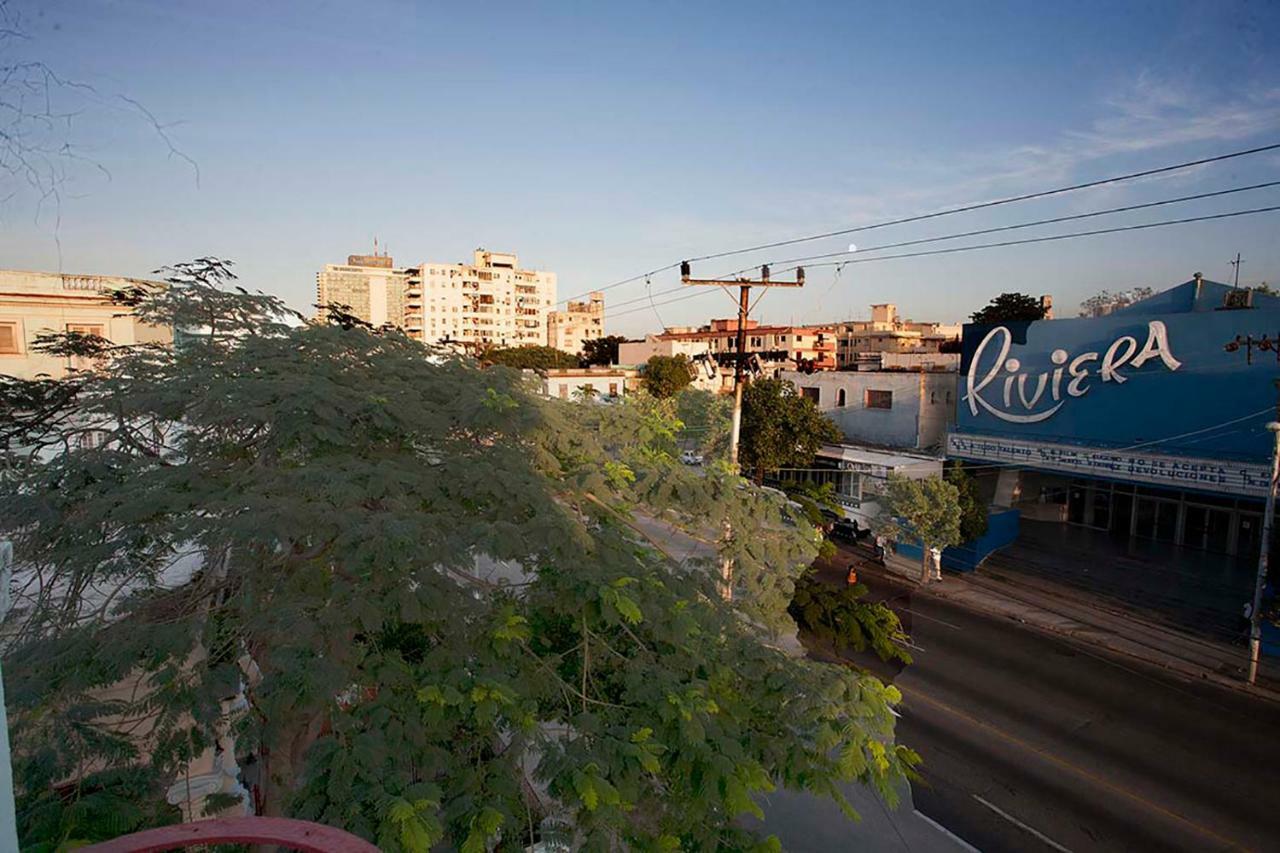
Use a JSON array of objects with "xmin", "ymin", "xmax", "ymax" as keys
[{"xmin": 78, "ymin": 816, "xmax": 380, "ymax": 852}]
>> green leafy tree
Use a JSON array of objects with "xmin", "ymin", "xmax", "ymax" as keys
[
  {"xmin": 640, "ymin": 354, "xmax": 693, "ymax": 398},
  {"xmin": 946, "ymin": 462, "xmax": 988, "ymax": 543},
  {"xmin": 15, "ymin": 766, "xmax": 181, "ymax": 852},
  {"xmin": 779, "ymin": 480, "xmax": 841, "ymax": 528},
  {"xmin": 778, "ymin": 480, "xmax": 841, "ymax": 560},
  {"xmin": 1078, "ymin": 287, "xmax": 1153, "ymax": 318},
  {"xmin": 675, "ymin": 387, "xmax": 731, "ymax": 462},
  {"xmin": 1, "ymin": 261, "xmax": 916, "ymax": 851},
  {"xmin": 970, "ymin": 292, "xmax": 1048, "ymax": 324},
  {"xmin": 483, "ymin": 344, "xmax": 579, "ymax": 371},
  {"xmin": 579, "ymin": 335, "xmax": 628, "ymax": 367},
  {"xmin": 874, "ymin": 475, "xmax": 963, "ymax": 584},
  {"xmin": 788, "ymin": 573, "xmax": 913, "ymax": 664},
  {"xmin": 740, "ymin": 378, "xmax": 841, "ymax": 484}
]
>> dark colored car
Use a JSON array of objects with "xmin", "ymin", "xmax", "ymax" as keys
[{"xmin": 830, "ymin": 519, "xmax": 863, "ymax": 543}]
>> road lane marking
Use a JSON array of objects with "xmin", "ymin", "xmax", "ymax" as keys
[
  {"xmin": 912, "ymin": 809, "xmax": 984, "ymax": 853},
  {"xmin": 901, "ymin": 686, "xmax": 1249, "ymax": 851},
  {"xmin": 972, "ymin": 794, "xmax": 1072, "ymax": 853},
  {"xmin": 894, "ymin": 604, "xmax": 964, "ymax": 631}
]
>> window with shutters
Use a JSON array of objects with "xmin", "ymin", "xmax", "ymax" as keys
[
  {"xmin": 865, "ymin": 389, "xmax": 893, "ymax": 409},
  {"xmin": 66, "ymin": 323, "xmax": 106, "ymax": 370},
  {"xmin": 0, "ymin": 321, "xmax": 20, "ymax": 354}
]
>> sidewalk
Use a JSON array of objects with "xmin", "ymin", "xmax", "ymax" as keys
[{"xmin": 869, "ymin": 549, "xmax": 1280, "ymax": 702}]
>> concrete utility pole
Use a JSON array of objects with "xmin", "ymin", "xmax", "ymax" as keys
[
  {"xmin": 1248, "ymin": 411, "xmax": 1280, "ymax": 685},
  {"xmin": 0, "ymin": 541, "xmax": 18, "ymax": 852},
  {"xmin": 680, "ymin": 262, "xmax": 805, "ymax": 601},
  {"xmin": 680, "ymin": 262, "xmax": 806, "ymax": 468},
  {"xmin": 1231, "ymin": 252, "xmax": 1244, "ymax": 289}
]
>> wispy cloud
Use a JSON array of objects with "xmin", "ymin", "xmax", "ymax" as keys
[
  {"xmin": 755, "ymin": 74, "xmax": 1280, "ymax": 238},
  {"xmin": 1069, "ymin": 73, "xmax": 1280, "ymax": 157}
]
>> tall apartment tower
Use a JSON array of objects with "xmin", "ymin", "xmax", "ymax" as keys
[
  {"xmin": 315, "ymin": 251, "xmax": 413, "ymax": 328},
  {"xmin": 547, "ymin": 291, "xmax": 604, "ymax": 355},
  {"xmin": 409, "ymin": 249, "xmax": 556, "ymax": 349}
]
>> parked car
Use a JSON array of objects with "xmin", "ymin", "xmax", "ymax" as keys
[
  {"xmin": 830, "ymin": 518, "xmax": 870, "ymax": 543},
  {"xmin": 679, "ymin": 449, "xmax": 704, "ymax": 466}
]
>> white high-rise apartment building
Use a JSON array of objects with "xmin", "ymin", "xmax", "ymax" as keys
[
  {"xmin": 315, "ymin": 251, "xmax": 413, "ymax": 329},
  {"xmin": 318, "ymin": 248, "xmax": 557, "ymax": 350},
  {"xmin": 409, "ymin": 250, "xmax": 556, "ymax": 348}
]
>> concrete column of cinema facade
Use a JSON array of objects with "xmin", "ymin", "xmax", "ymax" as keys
[{"xmin": 946, "ymin": 277, "xmax": 1280, "ymax": 647}]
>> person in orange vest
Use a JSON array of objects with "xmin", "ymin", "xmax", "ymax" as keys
[{"xmin": 846, "ymin": 563, "xmax": 858, "ymax": 585}]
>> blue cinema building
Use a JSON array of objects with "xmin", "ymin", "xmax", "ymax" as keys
[{"xmin": 947, "ymin": 276, "xmax": 1280, "ymax": 637}]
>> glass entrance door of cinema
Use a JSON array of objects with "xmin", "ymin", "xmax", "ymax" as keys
[
  {"xmin": 1133, "ymin": 496, "xmax": 1178, "ymax": 542},
  {"xmin": 1181, "ymin": 502, "xmax": 1233, "ymax": 553}
]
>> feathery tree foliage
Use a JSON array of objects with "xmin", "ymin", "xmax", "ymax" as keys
[
  {"xmin": 945, "ymin": 462, "xmax": 989, "ymax": 544},
  {"xmin": 481, "ymin": 344, "xmax": 580, "ymax": 372},
  {"xmin": 740, "ymin": 379, "xmax": 841, "ymax": 485},
  {"xmin": 1, "ymin": 260, "xmax": 916, "ymax": 851},
  {"xmin": 674, "ymin": 388, "xmax": 731, "ymax": 462},
  {"xmin": 788, "ymin": 575, "xmax": 912, "ymax": 665},
  {"xmin": 640, "ymin": 355, "xmax": 693, "ymax": 399},
  {"xmin": 579, "ymin": 335, "xmax": 629, "ymax": 367},
  {"xmin": 874, "ymin": 475, "xmax": 963, "ymax": 584},
  {"xmin": 969, "ymin": 292, "xmax": 1048, "ymax": 324}
]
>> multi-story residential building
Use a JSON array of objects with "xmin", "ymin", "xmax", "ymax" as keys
[
  {"xmin": 0, "ymin": 269, "xmax": 171, "ymax": 380},
  {"xmin": 411, "ymin": 250, "xmax": 557, "ymax": 349},
  {"xmin": 315, "ymin": 251, "xmax": 414, "ymax": 329},
  {"xmin": 547, "ymin": 292, "xmax": 604, "ymax": 355},
  {"xmin": 318, "ymin": 248, "xmax": 558, "ymax": 351},
  {"xmin": 833, "ymin": 303, "xmax": 960, "ymax": 367},
  {"xmin": 617, "ymin": 318, "xmax": 836, "ymax": 392}
]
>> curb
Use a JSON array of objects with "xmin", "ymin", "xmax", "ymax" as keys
[{"xmin": 863, "ymin": 561, "xmax": 1280, "ymax": 706}]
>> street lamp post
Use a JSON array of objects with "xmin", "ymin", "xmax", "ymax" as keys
[{"xmin": 1247, "ymin": 421, "xmax": 1280, "ymax": 685}]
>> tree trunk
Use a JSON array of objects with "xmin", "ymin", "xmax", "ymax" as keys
[{"xmin": 919, "ymin": 552, "xmax": 930, "ymax": 585}]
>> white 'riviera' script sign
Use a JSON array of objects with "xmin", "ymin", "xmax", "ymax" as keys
[{"xmin": 965, "ymin": 321, "xmax": 1182, "ymax": 424}]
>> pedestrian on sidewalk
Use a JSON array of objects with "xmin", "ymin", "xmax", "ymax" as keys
[
  {"xmin": 929, "ymin": 547, "xmax": 943, "ymax": 582},
  {"xmin": 1240, "ymin": 600, "xmax": 1253, "ymax": 644},
  {"xmin": 846, "ymin": 563, "xmax": 858, "ymax": 586}
]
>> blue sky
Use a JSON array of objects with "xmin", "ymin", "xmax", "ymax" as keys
[{"xmin": 2, "ymin": 0, "xmax": 1279, "ymax": 335}]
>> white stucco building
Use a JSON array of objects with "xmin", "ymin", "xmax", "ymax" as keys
[
  {"xmin": 318, "ymin": 248, "xmax": 558, "ymax": 351},
  {"xmin": 0, "ymin": 269, "xmax": 171, "ymax": 380},
  {"xmin": 315, "ymin": 251, "xmax": 414, "ymax": 330},
  {"xmin": 780, "ymin": 368, "xmax": 958, "ymax": 452},
  {"xmin": 412, "ymin": 249, "xmax": 556, "ymax": 349},
  {"xmin": 541, "ymin": 367, "xmax": 637, "ymax": 401},
  {"xmin": 547, "ymin": 292, "xmax": 604, "ymax": 356},
  {"xmin": 833, "ymin": 303, "xmax": 960, "ymax": 367}
]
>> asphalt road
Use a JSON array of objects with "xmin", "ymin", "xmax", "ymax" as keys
[{"xmin": 817, "ymin": 545, "xmax": 1280, "ymax": 853}]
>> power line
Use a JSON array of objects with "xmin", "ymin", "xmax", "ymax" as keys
[
  {"xmin": 681, "ymin": 142, "xmax": 1280, "ymax": 264},
  {"xmin": 606, "ymin": 203, "xmax": 1280, "ymax": 321},
  {"xmin": 774, "ymin": 203, "xmax": 1280, "ymax": 274},
  {"xmin": 558, "ymin": 262, "xmax": 681, "ymax": 306},
  {"xmin": 755, "ymin": 180, "xmax": 1280, "ymax": 270},
  {"xmin": 563, "ymin": 142, "xmax": 1280, "ymax": 305}
]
